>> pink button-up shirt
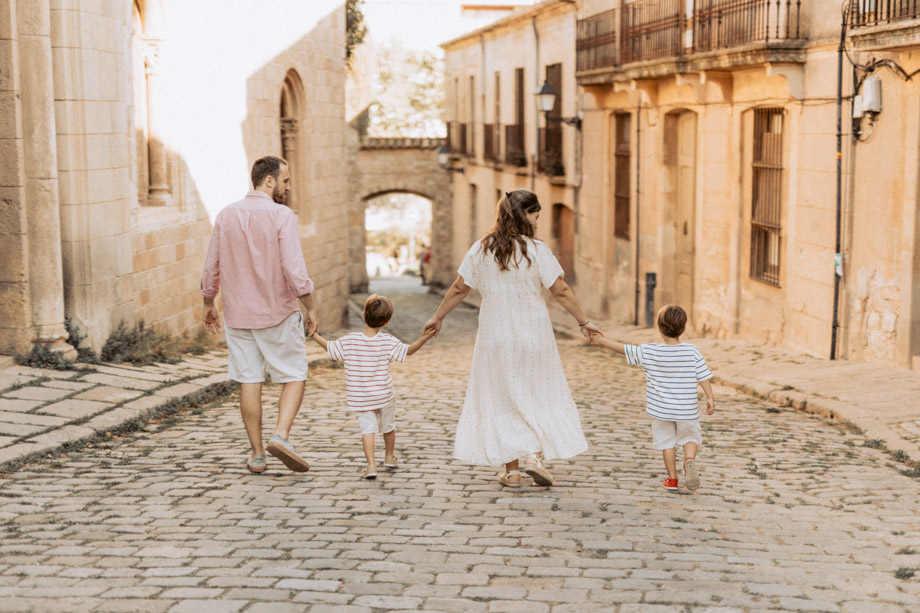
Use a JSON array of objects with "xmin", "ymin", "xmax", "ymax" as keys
[{"xmin": 200, "ymin": 190, "xmax": 314, "ymax": 329}]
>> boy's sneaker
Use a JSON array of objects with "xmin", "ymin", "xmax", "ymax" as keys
[
  {"xmin": 662, "ymin": 478, "xmax": 679, "ymax": 491},
  {"xmin": 266, "ymin": 434, "xmax": 310, "ymax": 472},
  {"xmin": 684, "ymin": 458, "xmax": 700, "ymax": 491},
  {"xmin": 246, "ymin": 454, "xmax": 266, "ymax": 473}
]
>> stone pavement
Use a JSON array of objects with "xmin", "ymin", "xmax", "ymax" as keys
[
  {"xmin": 0, "ymin": 291, "xmax": 918, "ymax": 612},
  {"xmin": 544, "ymin": 305, "xmax": 920, "ymax": 465},
  {"xmin": 0, "ymin": 352, "xmax": 234, "ymax": 472}
]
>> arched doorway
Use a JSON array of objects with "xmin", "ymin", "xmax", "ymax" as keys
[
  {"xmin": 364, "ymin": 192, "xmax": 433, "ymax": 294},
  {"xmin": 280, "ymin": 70, "xmax": 306, "ymax": 217}
]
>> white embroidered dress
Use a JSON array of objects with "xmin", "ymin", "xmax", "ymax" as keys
[{"xmin": 453, "ymin": 238, "xmax": 588, "ymax": 466}]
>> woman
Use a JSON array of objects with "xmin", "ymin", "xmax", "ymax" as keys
[{"xmin": 424, "ymin": 190, "xmax": 601, "ymax": 487}]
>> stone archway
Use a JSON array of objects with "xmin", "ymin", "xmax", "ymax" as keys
[{"xmin": 349, "ymin": 137, "xmax": 452, "ymax": 293}]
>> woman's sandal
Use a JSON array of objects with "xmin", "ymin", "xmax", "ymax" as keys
[
  {"xmin": 498, "ymin": 469, "xmax": 522, "ymax": 487},
  {"xmin": 523, "ymin": 454, "xmax": 554, "ymax": 487}
]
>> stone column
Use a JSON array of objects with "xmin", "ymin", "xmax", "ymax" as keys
[
  {"xmin": 143, "ymin": 39, "xmax": 172, "ymax": 207},
  {"xmin": 18, "ymin": 0, "xmax": 74, "ymax": 357},
  {"xmin": 142, "ymin": 0, "xmax": 170, "ymax": 207}
]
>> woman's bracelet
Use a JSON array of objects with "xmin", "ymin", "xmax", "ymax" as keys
[{"xmin": 578, "ymin": 320, "xmax": 590, "ymax": 328}]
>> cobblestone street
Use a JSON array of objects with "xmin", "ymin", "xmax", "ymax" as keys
[{"xmin": 1, "ymin": 292, "xmax": 919, "ymax": 612}]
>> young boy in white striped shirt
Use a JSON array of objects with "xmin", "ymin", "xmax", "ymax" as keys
[
  {"xmin": 589, "ymin": 305, "xmax": 715, "ymax": 492},
  {"xmin": 310, "ymin": 295, "xmax": 435, "ymax": 479}
]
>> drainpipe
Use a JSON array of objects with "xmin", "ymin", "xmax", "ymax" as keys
[
  {"xmin": 831, "ymin": 10, "xmax": 846, "ymax": 359},
  {"xmin": 634, "ymin": 100, "xmax": 641, "ymax": 326},
  {"xmin": 531, "ymin": 15, "xmax": 540, "ymax": 192},
  {"xmin": 480, "ymin": 34, "xmax": 486, "ymax": 166}
]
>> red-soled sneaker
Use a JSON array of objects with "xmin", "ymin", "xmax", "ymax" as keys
[{"xmin": 662, "ymin": 478, "xmax": 679, "ymax": 491}]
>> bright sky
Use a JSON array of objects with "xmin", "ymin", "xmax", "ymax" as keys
[{"xmin": 155, "ymin": 1, "xmax": 530, "ymax": 219}]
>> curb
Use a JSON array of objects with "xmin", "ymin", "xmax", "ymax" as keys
[
  {"xmin": 0, "ymin": 357, "xmax": 237, "ymax": 474},
  {"xmin": 547, "ymin": 315, "xmax": 920, "ymax": 465}
]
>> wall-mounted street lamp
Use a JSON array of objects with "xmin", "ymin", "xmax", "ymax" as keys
[
  {"xmin": 437, "ymin": 145, "xmax": 464, "ymax": 173},
  {"xmin": 535, "ymin": 80, "xmax": 582, "ymax": 130}
]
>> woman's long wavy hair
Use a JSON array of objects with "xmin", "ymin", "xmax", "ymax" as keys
[{"xmin": 480, "ymin": 189, "xmax": 542, "ymax": 271}]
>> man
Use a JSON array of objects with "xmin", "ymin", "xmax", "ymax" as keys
[{"xmin": 201, "ymin": 156, "xmax": 317, "ymax": 474}]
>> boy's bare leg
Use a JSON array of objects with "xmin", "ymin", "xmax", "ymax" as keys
[
  {"xmin": 383, "ymin": 430, "xmax": 396, "ymax": 463},
  {"xmin": 362, "ymin": 433, "xmax": 377, "ymax": 469},
  {"xmin": 239, "ymin": 382, "xmax": 265, "ymax": 456},
  {"xmin": 273, "ymin": 380, "xmax": 305, "ymax": 439},
  {"xmin": 662, "ymin": 448, "xmax": 678, "ymax": 480},
  {"xmin": 682, "ymin": 441, "xmax": 698, "ymax": 461}
]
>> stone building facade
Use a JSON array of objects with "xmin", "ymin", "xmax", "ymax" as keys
[
  {"xmin": 575, "ymin": 0, "xmax": 920, "ymax": 369},
  {"xmin": 0, "ymin": 0, "xmax": 348, "ymax": 357},
  {"xmin": 441, "ymin": 1, "xmax": 580, "ymax": 275},
  {"xmin": 443, "ymin": 0, "xmax": 920, "ymax": 369},
  {"xmin": 241, "ymin": 9, "xmax": 350, "ymax": 331}
]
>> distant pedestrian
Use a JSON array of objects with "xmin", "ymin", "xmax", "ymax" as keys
[
  {"xmin": 310, "ymin": 294, "xmax": 435, "ymax": 479},
  {"xmin": 201, "ymin": 155, "xmax": 317, "ymax": 475},
  {"xmin": 424, "ymin": 190, "xmax": 596, "ymax": 488},
  {"xmin": 588, "ymin": 305, "xmax": 715, "ymax": 492}
]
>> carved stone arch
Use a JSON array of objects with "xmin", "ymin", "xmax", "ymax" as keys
[{"xmin": 280, "ymin": 69, "xmax": 308, "ymax": 218}]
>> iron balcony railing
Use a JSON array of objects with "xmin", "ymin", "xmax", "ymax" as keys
[
  {"xmin": 576, "ymin": 0, "xmax": 803, "ymax": 71},
  {"xmin": 849, "ymin": 0, "xmax": 920, "ymax": 27},
  {"xmin": 484, "ymin": 124, "xmax": 497, "ymax": 162},
  {"xmin": 577, "ymin": 8, "xmax": 618, "ymax": 71}
]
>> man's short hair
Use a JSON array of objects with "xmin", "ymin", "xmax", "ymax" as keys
[
  {"xmin": 657, "ymin": 304, "xmax": 687, "ymax": 338},
  {"xmin": 363, "ymin": 294, "xmax": 394, "ymax": 328},
  {"xmin": 251, "ymin": 156, "xmax": 287, "ymax": 188}
]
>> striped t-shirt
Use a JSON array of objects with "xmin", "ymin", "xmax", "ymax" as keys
[
  {"xmin": 624, "ymin": 343, "xmax": 713, "ymax": 421},
  {"xmin": 327, "ymin": 332, "xmax": 409, "ymax": 411}
]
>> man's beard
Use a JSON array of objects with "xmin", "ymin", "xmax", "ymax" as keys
[{"xmin": 272, "ymin": 186, "xmax": 287, "ymax": 205}]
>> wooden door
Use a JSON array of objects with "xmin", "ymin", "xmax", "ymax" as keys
[{"xmin": 676, "ymin": 112, "xmax": 696, "ymax": 316}]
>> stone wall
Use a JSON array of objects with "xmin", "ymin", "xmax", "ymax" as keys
[
  {"xmin": 242, "ymin": 7, "xmax": 349, "ymax": 331},
  {"xmin": 350, "ymin": 137, "xmax": 452, "ymax": 292},
  {"xmin": 0, "ymin": 0, "xmax": 350, "ymax": 355}
]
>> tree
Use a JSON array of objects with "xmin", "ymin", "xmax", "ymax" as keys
[
  {"xmin": 346, "ymin": 0, "xmax": 367, "ymax": 71},
  {"xmin": 368, "ymin": 42, "xmax": 445, "ymax": 138}
]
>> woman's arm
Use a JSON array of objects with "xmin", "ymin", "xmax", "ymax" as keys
[
  {"xmin": 423, "ymin": 276, "xmax": 472, "ymax": 336},
  {"xmin": 548, "ymin": 277, "xmax": 602, "ymax": 341}
]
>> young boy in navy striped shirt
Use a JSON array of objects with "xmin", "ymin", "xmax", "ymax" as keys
[
  {"xmin": 310, "ymin": 295, "xmax": 435, "ymax": 479},
  {"xmin": 589, "ymin": 305, "xmax": 715, "ymax": 492}
]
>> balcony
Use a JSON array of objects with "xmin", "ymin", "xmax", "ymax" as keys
[
  {"xmin": 847, "ymin": 0, "xmax": 920, "ymax": 50},
  {"xmin": 504, "ymin": 124, "xmax": 527, "ymax": 167},
  {"xmin": 577, "ymin": 0, "xmax": 805, "ymax": 84},
  {"xmin": 447, "ymin": 122, "xmax": 468, "ymax": 156},
  {"xmin": 849, "ymin": 0, "xmax": 920, "ymax": 27}
]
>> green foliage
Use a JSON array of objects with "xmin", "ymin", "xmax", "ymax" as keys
[
  {"xmin": 64, "ymin": 318, "xmax": 102, "ymax": 364},
  {"xmin": 346, "ymin": 0, "xmax": 367, "ymax": 70},
  {"xmin": 369, "ymin": 43, "xmax": 444, "ymax": 137},
  {"xmin": 15, "ymin": 344, "xmax": 74, "ymax": 371},
  {"xmin": 101, "ymin": 321, "xmax": 210, "ymax": 366}
]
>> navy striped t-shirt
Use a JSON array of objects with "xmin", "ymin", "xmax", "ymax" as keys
[{"xmin": 624, "ymin": 343, "xmax": 713, "ymax": 421}]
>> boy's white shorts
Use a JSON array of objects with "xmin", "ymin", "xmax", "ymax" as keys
[
  {"xmin": 651, "ymin": 418, "xmax": 702, "ymax": 450},
  {"xmin": 225, "ymin": 311, "xmax": 307, "ymax": 384},
  {"xmin": 356, "ymin": 402, "xmax": 396, "ymax": 435}
]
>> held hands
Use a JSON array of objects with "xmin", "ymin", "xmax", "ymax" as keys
[
  {"xmin": 423, "ymin": 317, "xmax": 442, "ymax": 337},
  {"xmin": 303, "ymin": 309, "xmax": 318, "ymax": 337},
  {"xmin": 581, "ymin": 322, "xmax": 604, "ymax": 344}
]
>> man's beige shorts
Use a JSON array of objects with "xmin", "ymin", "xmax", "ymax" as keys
[
  {"xmin": 355, "ymin": 402, "xmax": 396, "ymax": 435},
  {"xmin": 651, "ymin": 418, "xmax": 702, "ymax": 450},
  {"xmin": 225, "ymin": 311, "xmax": 307, "ymax": 384}
]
